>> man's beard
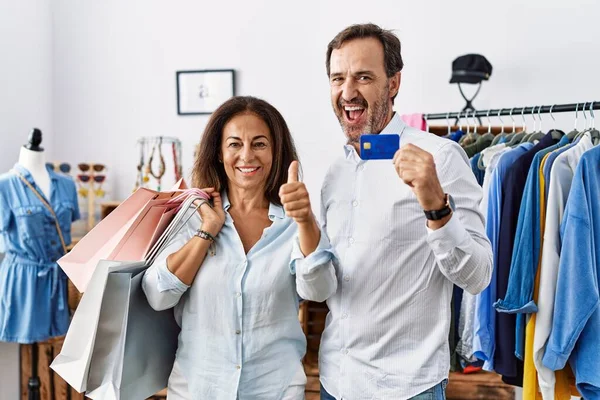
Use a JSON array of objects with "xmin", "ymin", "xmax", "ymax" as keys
[{"xmin": 335, "ymin": 88, "xmax": 390, "ymax": 144}]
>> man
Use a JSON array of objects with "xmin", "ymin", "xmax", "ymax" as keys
[{"xmin": 317, "ymin": 23, "xmax": 493, "ymax": 400}]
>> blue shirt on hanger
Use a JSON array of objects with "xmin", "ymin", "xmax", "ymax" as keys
[
  {"xmin": 470, "ymin": 153, "xmax": 485, "ymax": 186},
  {"xmin": 0, "ymin": 164, "xmax": 80, "ymax": 343},
  {"xmin": 450, "ymin": 129, "xmax": 466, "ymax": 142},
  {"xmin": 494, "ymin": 132, "xmax": 559, "ymax": 382},
  {"xmin": 472, "ymin": 143, "xmax": 533, "ymax": 372},
  {"xmin": 494, "ymin": 135, "xmax": 569, "ymax": 360},
  {"xmin": 543, "ymin": 145, "xmax": 600, "ymax": 399}
]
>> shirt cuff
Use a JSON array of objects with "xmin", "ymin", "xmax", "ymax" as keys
[
  {"xmin": 494, "ymin": 299, "xmax": 538, "ymax": 314},
  {"xmin": 290, "ymin": 231, "xmax": 335, "ymax": 275},
  {"xmin": 156, "ymin": 262, "xmax": 190, "ymax": 293},
  {"xmin": 542, "ymin": 346, "xmax": 568, "ymax": 371},
  {"xmin": 426, "ymin": 214, "xmax": 468, "ymax": 256}
]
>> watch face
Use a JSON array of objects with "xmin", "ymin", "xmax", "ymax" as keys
[{"xmin": 448, "ymin": 194, "xmax": 456, "ymax": 211}]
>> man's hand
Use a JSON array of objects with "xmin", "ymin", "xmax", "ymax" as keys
[
  {"xmin": 279, "ymin": 161, "xmax": 314, "ymax": 225},
  {"xmin": 392, "ymin": 144, "xmax": 446, "ymax": 212}
]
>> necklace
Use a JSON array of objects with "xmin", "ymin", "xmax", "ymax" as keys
[
  {"xmin": 172, "ymin": 142, "xmax": 182, "ymax": 181},
  {"xmin": 145, "ymin": 137, "xmax": 166, "ymax": 191}
]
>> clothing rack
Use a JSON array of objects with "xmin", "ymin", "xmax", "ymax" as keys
[{"xmin": 424, "ymin": 102, "xmax": 600, "ymax": 120}]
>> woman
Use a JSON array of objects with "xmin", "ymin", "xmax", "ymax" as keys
[{"xmin": 142, "ymin": 96, "xmax": 337, "ymax": 400}]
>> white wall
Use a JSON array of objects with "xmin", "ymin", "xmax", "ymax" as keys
[
  {"xmin": 0, "ymin": 2, "xmax": 53, "ymax": 397},
  {"xmin": 0, "ymin": 1, "xmax": 54, "ymax": 173},
  {"xmin": 51, "ymin": 0, "xmax": 600, "ymax": 210}
]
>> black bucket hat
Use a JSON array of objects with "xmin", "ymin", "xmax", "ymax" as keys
[{"xmin": 450, "ymin": 54, "xmax": 492, "ymax": 84}]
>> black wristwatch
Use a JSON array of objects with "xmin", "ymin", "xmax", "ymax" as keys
[{"xmin": 423, "ymin": 194, "xmax": 455, "ymax": 221}]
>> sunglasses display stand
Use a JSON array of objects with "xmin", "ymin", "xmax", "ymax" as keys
[{"xmin": 75, "ymin": 163, "xmax": 107, "ymax": 233}]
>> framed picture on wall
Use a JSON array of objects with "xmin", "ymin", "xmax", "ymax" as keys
[{"xmin": 176, "ymin": 69, "xmax": 235, "ymax": 115}]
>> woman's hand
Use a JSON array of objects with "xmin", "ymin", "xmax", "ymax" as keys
[
  {"xmin": 279, "ymin": 161, "xmax": 314, "ymax": 226},
  {"xmin": 197, "ymin": 188, "xmax": 226, "ymax": 237}
]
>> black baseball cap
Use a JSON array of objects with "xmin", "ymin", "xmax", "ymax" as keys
[{"xmin": 450, "ymin": 54, "xmax": 492, "ymax": 84}]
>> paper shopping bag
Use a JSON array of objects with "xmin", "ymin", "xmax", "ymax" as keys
[
  {"xmin": 50, "ymin": 260, "xmax": 144, "ymax": 392},
  {"xmin": 85, "ymin": 270, "xmax": 179, "ymax": 400},
  {"xmin": 58, "ymin": 188, "xmax": 180, "ymax": 292}
]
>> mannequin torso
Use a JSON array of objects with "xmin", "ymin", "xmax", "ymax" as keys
[{"xmin": 18, "ymin": 146, "xmax": 51, "ymax": 200}]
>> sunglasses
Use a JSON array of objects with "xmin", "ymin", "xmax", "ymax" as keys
[
  {"xmin": 77, "ymin": 174, "xmax": 105, "ymax": 183},
  {"xmin": 78, "ymin": 163, "xmax": 105, "ymax": 173},
  {"xmin": 46, "ymin": 162, "xmax": 71, "ymax": 174}
]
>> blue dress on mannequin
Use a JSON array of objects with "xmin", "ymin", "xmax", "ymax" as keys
[{"xmin": 0, "ymin": 163, "xmax": 79, "ymax": 343}]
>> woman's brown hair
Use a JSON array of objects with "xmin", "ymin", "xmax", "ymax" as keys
[{"xmin": 191, "ymin": 96, "xmax": 299, "ymax": 206}]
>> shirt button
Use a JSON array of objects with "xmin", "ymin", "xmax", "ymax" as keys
[
  {"xmin": 343, "ymin": 275, "xmax": 350, "ymax": 282},
  {"xmin": 51, "ymin": 240, "xmax": 57, "ymax": 246},
  {"xmin": 349, "ymin": 237, "xmax": 355, "ymax": 245},
  {"xmin": 342, "ymin": 313, "xmax": 348, "ymax": 319},
  {"xmin": 235, "ymin": 292, "xmax": 241, "ymax": 298},
  {"xmin": 236, "ymin": 365, "xmax": 241, "ymax": 370},
  {"xmin": 352, "ymin": 200, "xmax": 358, "ymax": 207},
  {"xmin": 235, "ymin": 330, "xmax": 241, "ymax": 335},
  {"xmin": 341, "ymin": 348, "xmax": 349, "ymax": 355}
]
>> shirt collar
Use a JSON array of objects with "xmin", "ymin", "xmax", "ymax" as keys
[
  {"xmin": 221, "ymin": 190, "xmax": 285, "ymax": 221},
  {"xmin": 343, "ymin": 112, "xmax": 408, "ymax": 159},
  {"xmin": 13, "ymin": 163, "xmax": 58, "ymax": 184}
]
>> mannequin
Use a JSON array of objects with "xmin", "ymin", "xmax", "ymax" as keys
[
  {"xmin": 0, "ymin": 128, "xmax": 80, "ymax": 400},
  {"xmin": 18, "ymin": 128, "xmax": 51, "ymax": 199}
]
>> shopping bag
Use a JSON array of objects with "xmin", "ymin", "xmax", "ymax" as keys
[
  {"xmin": 58, "ymin": 188, "xmax": 180, "ymax": 292},
  {"xmin": 85, "ymin": 268, "xmax": 179, "ymax": 400},
  {"xmin": 59, "ymin": 187, "xmax": 209, "ymax": 292},
  {"xmin": 50, "ymin": 260, "xmax": 141, "ymax": 392},
  {"xmin": 51, "ymin": 194, "xmax": 208, "ymax": 394},
  {"xmin": 109, "ymin": 189, "xmax": 211, "ymax": 264}
]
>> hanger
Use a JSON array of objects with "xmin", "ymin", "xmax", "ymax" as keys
[
  {"xmin": 527, "ymin": 105, "xmax": 545, "ymax": 143},
  {"xmin": 479, "ymin": 109, "xmax": 494, "ymax": 142},
  {"xmin": 458, "ymin": 111, "xmax": 468, "ymax": 144},
  {"xmin": 546, "ymin": 104, "xmax": 564, "ymax": 140},
  {"xmin": 470, "ymin": 110, "xmax": 482, "ymax": 140},
  {"xmin": 505, "ymin": 108, "xmax": 526, "ymax": 147},
  {"xmin": 518, "ymin": 106, "xmax": 533, "ymax": 143},
  {"xmin": 587, "ymin": 102, "xmax": 600, "ymax": 145},
  {"xmin": 490, "ymin": 108, "xmax": 508, "ymax": 145},
  {"xmin": 566, "ymin": 103, "xmax": 581, "ymax": 141},
  {"xmin": 573, "ymin": 102, "xmax": 592, "ymax": 141}
]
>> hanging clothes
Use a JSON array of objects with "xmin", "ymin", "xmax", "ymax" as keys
[
  {"xmin": 472, "ymin": 143, "xmax": 533, "ymax": 372},
  {"xmin": 494, "ymin": 132, "xmax": 560, "ymax": 384},
  {"xmin": 400, "ymin": 113, "xmax": 427, "ymax": 130},
  {"xmin": 494, "ymin": 135, "xmax": 569, "ymax": 359},
  {"xmin": 542, "ymin": 145, "xmax": 600, "ymax": 399},
  {"xmin": 0, "ymin": 164, "xmax": 80, "ymax": 343},
  {"xmin": 534, "ymin": 135, "xmax": 592, "ymax": 399}
]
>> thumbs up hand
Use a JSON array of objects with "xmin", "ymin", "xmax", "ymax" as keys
[{"xmin": 279, "ymin": 161, "xmax": 314, "ymax": 225}]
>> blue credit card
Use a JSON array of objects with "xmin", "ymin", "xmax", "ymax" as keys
[{"xmin": 359, "ymin": 134, "xmax": 400, "ymax": 160}]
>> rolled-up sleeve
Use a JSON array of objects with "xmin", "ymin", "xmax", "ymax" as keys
[
  {"xmin": 291, "ymin": 226, "xmax": 338, "ymax": 303},
  {"xmin": 142, "ymin": 226, "xmax": 191, "ymax": 311},
  {"xmin": 427, "ymin": 142, "xmax": 494, "ymax": 295}
]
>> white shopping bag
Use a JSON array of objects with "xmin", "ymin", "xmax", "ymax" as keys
[
  {"xmin": 51, "ymin": 194, "xmax": 207, "ymax": 397},
  {"xmin": 50, "ymin": 260, "xmax": 143, "ymax": 392}
]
